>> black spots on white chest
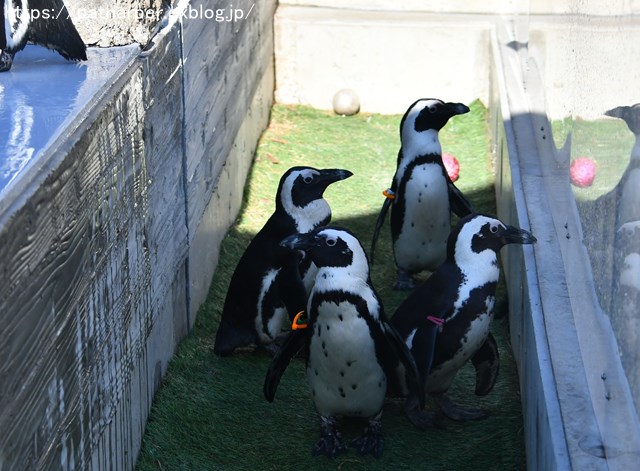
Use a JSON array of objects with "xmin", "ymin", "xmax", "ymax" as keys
[{"xmin": 307, "ymin": 307, "xmax": 387, "ymax": 417}]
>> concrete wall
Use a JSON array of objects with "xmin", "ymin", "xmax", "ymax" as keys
[
  {"xmin": 274, "ymin": 5, "xmax": 493, "ymax": 114},
  {"xmin": 526, "ymin": 15, "xmax": 640, "ymax": 120},
  {"xmin": 274, "ymin": 1, "xmax": 640, "ymax": 115},
  {"xmin": 280, "ymin": 0, "xmax": 640, "ymax": 15},
  {"xmin": 0, "ymin": 0, "xmax": 275, "ymax": 469}
]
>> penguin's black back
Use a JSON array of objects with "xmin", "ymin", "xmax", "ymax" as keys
[
  {"xmin": 215, "ymin": 211, "xmax": 305, "ymax": 347},
  {"xmin": 391, "ymin": 261, "xmax": 461, "ymax": 338}
]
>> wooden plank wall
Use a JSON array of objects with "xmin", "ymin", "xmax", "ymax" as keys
[{"xmin": 0, "ymin": 1, "xmax": 275, "ymax": 469}]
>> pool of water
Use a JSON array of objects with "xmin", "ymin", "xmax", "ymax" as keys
[{"xmin": 0, "ymin": 44, "xmax": 140, "ymax": 199}]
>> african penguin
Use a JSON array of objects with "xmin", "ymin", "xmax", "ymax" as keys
[
  {"xmin": 581, "ymin": 103, "xmax": 640, "ymax": 309},
  {"xmin": 391, "ymin": 213, "xmax": 536, "ymax": 428},
  {"xmin": 264, "ymin": 226, "xmax": 423, "ymax": 459},
  {"xmin": 604, "ymin": 103, "xmax": 640, "ymax": 227},
  {"xmin": 213, "ymin": 167, "xmax": 352, "ymax": 357},
  {"xmin": 1, "ymin": 0, "xmax": 86, "ymax": 72},
  {"xmin": 371, "ymin": 98, "xmax": 474, "ymax": 290},
  {"xmin": 610, "ymin": 221, "xmax": 640, "ymax": 410}
]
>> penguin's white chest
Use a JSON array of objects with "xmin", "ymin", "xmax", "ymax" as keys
[
  {"xmin": 426, "ymin": 296, "xmax": 495, "ymax": 393},
  {"xmin": 395, "ymin": 163, "xmax": 450, "ymax": 271},
  {"xmin": 307, "ymin": 300, "xmax": 386, "ymax": 418}
]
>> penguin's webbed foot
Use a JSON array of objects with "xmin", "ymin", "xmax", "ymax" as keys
[
  {"xmin": 351, "ymin": 416, "xmax": 383, "ymax": 459},
  {"xmin": 213, "ymin": 322, "xmax": 257, "ymax": 357},
  {"xmin": 312, "ymin": 417, "xmax": 347, "ymax": 459},
  {"xmin": 260, "ymin": 340, "xmax": 282, "ymax": 357},
  {"xmin": 434, "ymin": 393, "xmax": 489, "ymax": 421},
  {"xmin": 393, "ymin": 269, "xmax": 415, "ymax": 291},
  {"xmin": 0, "ymin": 51, "xmax": 13, "ymax": 72},
  {"xmin": 404, "ymin": 395, "xmax": 444, "ymax": 430}
]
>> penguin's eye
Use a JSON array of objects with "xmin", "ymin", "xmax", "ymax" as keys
[
  {"xmin": 428, "ymin": 105, "xmax": 438, "ymax": 113},
  {"xmin": 325, "ymin": 238, "xmax": 337, "ymax": 247},
  {"xmin": 303, "ymin": 176, "xmax": 313, "ymax": 184},
  {"xmin": 490, "ymin": 224, "xmax": 499, "ymax": 234}
]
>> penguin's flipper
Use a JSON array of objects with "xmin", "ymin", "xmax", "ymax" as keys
[
  {"xmin": 401, "ymin": 323, "xmax": 444, "ymax": 430},
  {"xmin": 471, "ymin": 332, "xmax": 500, "ymax": 396},
  {"xmin": 382, "ymin": 321, "xmax": 425, "ymax": 409},
  {"xmin": 407, "ymin": 324, "xmax": 439, "ymax": 396},
  {"xmin": 27, "ymin": 0, "xmax": 87, "ymax": 61},
  {"xmin": 448, "ymin": 181, "xmax": 474, "ymax": 217},
  {"xmin": 370, "ymin": 196, "xmax": 392, "ymax": 264},
  {"xmin": 278, "ymin": 249, "xmax": 308, "ymax": 321},
  {"xmin": 263, "ymin": 328, "xmax": 310, "ymax": 402},
  {"xmin": 433, "ymin": 393, "xmax": 488, "ymax": 421}
]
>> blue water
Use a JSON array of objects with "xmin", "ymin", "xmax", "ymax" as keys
[{"xmin": 0, "ymin": 44, "xmax": 140, "ymax": 197}]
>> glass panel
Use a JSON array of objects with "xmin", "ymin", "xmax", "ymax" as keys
[{"xmin": 530, "ymin": 0, "xmax": 640, "ymax": 412}]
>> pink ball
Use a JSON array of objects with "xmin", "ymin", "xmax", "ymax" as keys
[
  {"xmin": 443, "ymin": 153, "xmax": 460, "ymax": 182},
  {"xmin": 570, "ymin": 157, "xmax": 597, "ymax": 188}
]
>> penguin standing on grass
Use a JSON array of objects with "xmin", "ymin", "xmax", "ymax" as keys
[
  {"xmin": 214, "ymin": 167, "xmax": 352, "ymax": 357},
  {"xmin": 264, "ymin": 227, "xmax": 423, "ymax": 459},
  {"xmin": 371, "ymin": 98, "xmax": 474, "ymax": 290},
  {"xmin": 391, "ymin": 214, "xmax": 536, "ymax": 428},
  {"xmin": 1, "ymin": 0, "xmax": 87, "ymax": 72}
]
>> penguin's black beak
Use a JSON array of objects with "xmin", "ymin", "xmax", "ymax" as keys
[
  {"xmin": 445, "ymin": 102, "xmax": 471, "ymax": 117},
  {"xmin": 605, "ymin": 105, "xmax": 635, "ymax": 121},
  {"xmin": 316, "ymin": 168, "xmax": 353, "ymax": 186},
  {"xmin": 501, "ymin": 225, "xmax": 537, "ymax": 246},
  {"xmin": 605, "ymin": 104, "xmax": 640, "ymax": 134},
  {"xmin": 280, "ymin": 233, "xmax": 318, "ymax": 251}
]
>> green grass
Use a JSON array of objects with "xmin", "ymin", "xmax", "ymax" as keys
[{"xmin": 135, "ymin": 102, "xmax": 525, "ymax": 471}]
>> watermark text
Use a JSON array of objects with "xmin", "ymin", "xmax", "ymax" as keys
[{"xmin": 10, "ymin": 4, "xmax": 255, "ymax": 24}]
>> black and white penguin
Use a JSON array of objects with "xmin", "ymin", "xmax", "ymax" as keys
[
  {"xmin": 1, "ymin": 0, "xmax": 87, "ymax": 72},
  {"xmin": 264, "ymin": 226, "xmax": 423, "ymax": 459},
  {"xmin": 391, "ymin": 213, "xmax": 536, "ymax": 428},
  {"xmin": 581, "ymin": 103, "xmax": 640, "ymax": 309},
  {"xmin": 604, "ymin": 103, "xmax": 640, "ymax": 227},
  {"xmin": 610, "ymin": 220, "xmax": 640, "ymax": 406},
  {"xmin": 371, "ymin": 98, "xmax": 474, "ymax": 290},
  {"xmin": 213, "ymin": 167, "xmax": 353, "ymax": 357}
]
